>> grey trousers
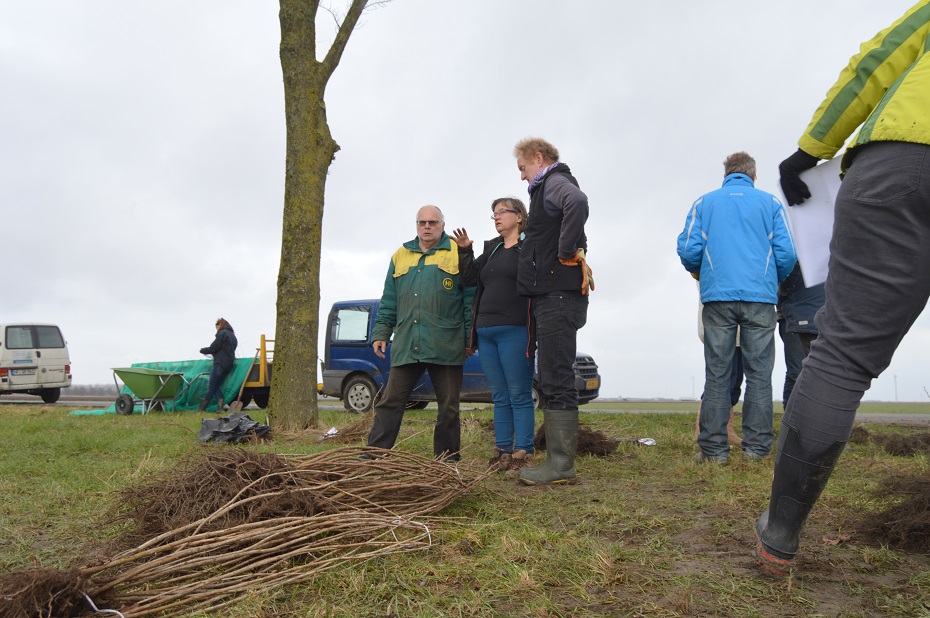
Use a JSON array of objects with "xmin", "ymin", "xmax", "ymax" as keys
[{"xmin": 781, "ymin": 141, "xmax": 930, "ymax": 456}]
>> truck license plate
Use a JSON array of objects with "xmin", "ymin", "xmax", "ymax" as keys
[
  {"xmin": 12, "ymin": 368, "xmax": 36, "ymax": 375},
  {"xmin": 586, "ymin": 379, "xmax": 599, "ymax": 389}
]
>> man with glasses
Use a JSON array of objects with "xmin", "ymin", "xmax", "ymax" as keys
[
  {"xmin": 513, "ymin": 137, "xmax": 591, "ymax": 485},
  {"xmin": 363, "ymin": 205, "xmax": 475, "ymax": 461}
]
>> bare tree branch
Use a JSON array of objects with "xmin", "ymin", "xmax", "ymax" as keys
[{"xmin": 321, "ymin": 0, "xmax": 367, "ymax": 80}]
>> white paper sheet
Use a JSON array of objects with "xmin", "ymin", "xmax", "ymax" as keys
[{"xmin": 783, "ymin": 156, "xmax": 842, "ymax": 287}]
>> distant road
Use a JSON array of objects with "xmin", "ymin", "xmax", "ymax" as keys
[{"xmin": 4, "ymin": 396, "xmax": 928, "ymax": 426}]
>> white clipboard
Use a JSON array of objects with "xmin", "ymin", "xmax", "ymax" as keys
[{"xmin": 783, "ymin": 157, "xmax": 842, "ymax": 287}]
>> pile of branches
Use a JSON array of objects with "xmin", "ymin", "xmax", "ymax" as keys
[
  {"xmin": 1, "ymin": 446, "xmax": 485, "ymax": 618},
  {"xmin": 319, "ymin": 412, "xmax": 375, "ymax": 444}
]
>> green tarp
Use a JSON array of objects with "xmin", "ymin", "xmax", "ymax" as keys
[{"xmin": 69, "ymin": 358, "xmax": 255, "ymax": 416}]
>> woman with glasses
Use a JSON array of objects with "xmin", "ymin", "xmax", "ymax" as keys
[{"xmin": 452, "ymin": 198, "xmax": 535, "ymax": 473}]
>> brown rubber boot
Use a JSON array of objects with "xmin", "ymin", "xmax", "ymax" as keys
[
  {"xmin": 696, "ymin": 402, "xmax": 742, "ymax": 447},
  {"xmin": 506, "ymin": 450, "xmax": 532, "ymax": 476},
  {"xmin": 727, "ymin": 408, "xmax": 742, "ymax": 448},
  {"xmin": 487, "ymin": 447, "xmax": 512, "ymax": 472}
]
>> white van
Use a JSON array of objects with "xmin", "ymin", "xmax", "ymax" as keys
[{"xmin": 0, "ymin": 323, "xmax": 72, "ymax": 403}]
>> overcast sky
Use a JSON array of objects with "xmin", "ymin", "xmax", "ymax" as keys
[{"xmin": 3, "ymin": 0, "xmax": 926, "ymax": 403}]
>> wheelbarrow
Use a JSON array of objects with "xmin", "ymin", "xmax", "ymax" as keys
[{"xmin": 112, "ymin": 367, "xmax": 206, "ymax": 415}]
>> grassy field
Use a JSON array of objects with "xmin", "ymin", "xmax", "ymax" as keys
[{"xmin": 1, "ymin": 402, "xmax": 929, "ymax": 617}]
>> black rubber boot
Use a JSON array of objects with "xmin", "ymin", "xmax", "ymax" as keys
[
  {"xmin": 519, "ymin": 409, "xmax": 578, "ymax": 485},
  {"xmin": 755, "ymin": 425, "xmax": 846, "ymax": 576},
  {"xmin": 197, "ymin": 398, "xmax": 208, "ymax": 412}
]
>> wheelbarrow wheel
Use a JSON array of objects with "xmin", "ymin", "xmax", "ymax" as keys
[{"xmin": 115, "ymin": 393, "xmax": 135, "ymax": 415}]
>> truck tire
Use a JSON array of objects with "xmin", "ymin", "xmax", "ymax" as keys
[
  {"xmin": 343, "ymin": 375, "xmax": 377, "ymax": 413},
  {"xmin": 532, "ymin": 384, "xmax": 541, "ymax": 410},
  {"xmin": 237, "ymin": 391, "xmax": 253, "ymax": 408},
  {"xmin": 40, "ymin": 388, "xmax": 61, "ymax": 404},
  {"xmin": 115, "ymin": 393, "xmax": 135, "ymax": 415}
]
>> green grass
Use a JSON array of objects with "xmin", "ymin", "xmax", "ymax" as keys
[{"xmin": 2, "ymin": 403, "xmax": 929, "ymax": 617}]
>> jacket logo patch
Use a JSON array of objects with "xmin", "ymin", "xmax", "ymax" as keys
[{"xmin": 442, "ymin": 278, "xmax": 454, "ymax": 290}]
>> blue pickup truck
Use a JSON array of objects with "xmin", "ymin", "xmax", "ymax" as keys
[{"xmin": 320, "ymin": 299, "xmax": 601, "ymax": 412}]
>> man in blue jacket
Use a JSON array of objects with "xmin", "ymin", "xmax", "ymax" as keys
[{"xmin": 678, "ymin": 152, "xmax": 796, "ymax": 463}]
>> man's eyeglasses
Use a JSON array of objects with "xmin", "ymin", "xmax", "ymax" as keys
[
  {"xmin": 491, "ymin": 210, "xmax": 518, "ymax": 219},
  {"xmin": 417, "ymin": 220, "xmax": 441, "ymax": 227}
]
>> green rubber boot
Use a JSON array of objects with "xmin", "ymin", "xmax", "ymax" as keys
[{"xmin": 519, "ymin": 409, "xmax": 578, "ymax": 485}]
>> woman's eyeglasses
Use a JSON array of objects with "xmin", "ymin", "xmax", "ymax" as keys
[{"xmin": 491, "ymin": 210, "xmax": 518, "ymax": 219}]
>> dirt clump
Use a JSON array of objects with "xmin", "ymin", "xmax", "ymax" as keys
[{"xmin": 857, "ymin": 470, "xmax": 930, "ymax": 552}]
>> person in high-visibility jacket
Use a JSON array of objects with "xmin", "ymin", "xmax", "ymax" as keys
[{"xmin": 757, "ymin": 1, "xmax": 930, "ymax": 577}]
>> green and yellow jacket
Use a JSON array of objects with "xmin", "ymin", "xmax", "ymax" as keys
[
  {"xmin": 799, "ymin": 1, "xmax": 930, "ymax": 168},
  {"xmin": 373, "ymin": 233, "xmax": 475, "ymax": 367}
]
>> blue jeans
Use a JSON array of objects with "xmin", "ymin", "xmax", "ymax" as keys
[
  {"xmin": 699, "ymin": 348, "xmax": 743, "ymax": 406},
  {"xmin": 533, "ymin": 292, "xmax": 588, "ymax": 410},
  {"xmin": 778, "ymin": 319, "xmax": 805, "ymax": 407},
  {"xmin": 702, "ymin": 301, "xmax": 776, "ymax": 458},
  {"xmin": 477, "ymin": 325, "xmax": 536, "ymax": 453},
  {"xmin": 204, "ymin": 363, "xmax": 231, "ymax": 405}
]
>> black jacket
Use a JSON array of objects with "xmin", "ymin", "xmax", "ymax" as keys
[
  {"xmin": 460, "ymin": 236, "xmax": 534, "ymax": 355},
  {"xmin": 200, "ymin": 326, "xmax": 238, "ymax": 371},
  {"xmin": 517, "ymin": 163, "xmax": 588, "ymax": 297}
]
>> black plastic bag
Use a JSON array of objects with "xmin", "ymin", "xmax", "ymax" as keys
[{"xmin": 198, "ymin": 411, "xmax": 271, "ymax": 443}]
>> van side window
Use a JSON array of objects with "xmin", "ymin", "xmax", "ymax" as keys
[
  {"xmin": 5, "ymin": 326, "xmax": 34, "ymax": 349},
  {"xmin": 34, "ymin": 326, "xmax": 65, "ymax": 348},
  {"xmin": 332, "ymin": 307, "xmax": 370, "ymax": 342}
]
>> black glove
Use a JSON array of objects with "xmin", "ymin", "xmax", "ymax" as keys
[
  {"xmin": 200, "ymin": 347, "xmax": 209, "ymax": 355},
  {"xmin": 778, "ymin": 149, "xmax": 819, "ymax": 205}
]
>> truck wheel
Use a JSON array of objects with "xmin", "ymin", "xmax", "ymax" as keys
[
  {"xmin": 40, "ymin": 388, "xmax": 61, "ymax": 404},
  {"xmin": 532, "ymin": 384, "xmax": 541, "ymax": 410},
  {"xmin": 343, "ymin": 375, "xmax": 377, "ymax": 413},
  {"xmin": 115, "ymin": 393, "xmax": 135, "ymax": 415},
  {"xmin": 253, "ymin": 390, "xmax": 270, "ymax": 409}
]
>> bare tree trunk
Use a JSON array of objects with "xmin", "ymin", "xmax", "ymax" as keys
[{"xmin": 270, "ymin": 0, "xmax": 367, "ymax": 431}]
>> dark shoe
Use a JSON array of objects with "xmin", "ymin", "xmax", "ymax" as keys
[
  {"xmin": 755, "ymin": 425, "xmax": 846, "ymax": 575},
  {"xmin": 488, "ymin": 448, "xmax": 512, "ymax": 472},
  {"xmin": 357, "ymin": 453, "xmax": 376, "ymax": 461},
  {"xmin": 519, "ymin": 410, "xmax": 578, "ymax": 485},
  {"xmin": 743, "ymin": 451, "xmax": 765, "ymax": 462},
  {"xmin": 694, "ymin": 451, "xmax": 728, "ymax": 465},
  {"xmin": 217, "ymin": 397, "xmax": 225, "ymax": 412},
  {"xmin": 506, "ymin": 450, "xmax": 532, "ymax": 476},
  {"xmin": 197, "ymin": 398, "xmax": 208, "ymax": 412}
]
